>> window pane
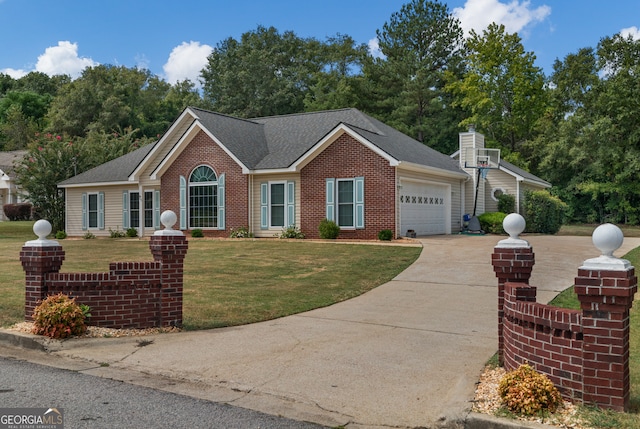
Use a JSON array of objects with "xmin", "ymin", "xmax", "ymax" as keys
[
  {"xmin": 88, "ymin": 194, "xmax": 98, "ymax": 228},
  {"xmin": 338, "ymin": 181, "xmax": 353, "ymax": 203},
  {"xmin": 130, "ymin": 192, "xmax": 139, "ymax": 228},
  {"xmin": 189, "ymin": 184, "xmax": 217, "ymax": 228},
  {"xmin": 271, "ymin": 206, "xmax": 285, "ymax": 227},
  {"xmin": 144, "ymin": 192, "xmax": 154, "ymax": 228},
  {"xmin": 270, "ymin": 183, "xmax": 284, "ymax": 205},
  {"xmin": 190, "ymin": 166, "xmax": 216, "ymax": 183},
  {"xmin": 337, "ymin": 180, "xmax": 354, "ymax": 227}
]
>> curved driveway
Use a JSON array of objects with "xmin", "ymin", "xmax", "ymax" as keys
[{"xmin": 5, "ymin": 233, "xmax": 640, "ymax": 428}]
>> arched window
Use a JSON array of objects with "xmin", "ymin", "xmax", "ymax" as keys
[{"xmin": 189, "ymin": 165, "xmax": 217, "ymax": 228}]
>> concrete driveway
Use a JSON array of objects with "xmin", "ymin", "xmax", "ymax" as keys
[{"xmin": 2, "ymin": 233, "xmax": 639, "ymax": 428}]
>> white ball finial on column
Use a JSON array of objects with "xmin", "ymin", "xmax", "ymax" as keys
[
  {"xmin": 496, "ymin": 213, "xmax": 530, "ymax": 248},
  {"xmin": 25, "ymin": 219, "xmax": 59, "ymax": 247},
  {"xmin": 154, "ymin": 210, "xmax": 183, "ymax": 236},
  {"xmin": 581, "ymin": 223, "xmax": 631, "ymax": 270}
]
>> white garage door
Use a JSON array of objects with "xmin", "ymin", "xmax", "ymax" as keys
[{"xmin": 400, "ymin": 181, "xmax": 448, "ymax": 236}]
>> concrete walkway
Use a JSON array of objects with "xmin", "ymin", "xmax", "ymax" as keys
[{"xmin": 2, "ymin": 233, "xmax": 639, "ymax": 428}]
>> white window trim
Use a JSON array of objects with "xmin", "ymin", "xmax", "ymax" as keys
[
  {"xmin": 268, "ymin": 181, "xmax": 287, "ymax": 229},
  {"xmin": 491, "ymin": 187, "xmax": 506, "ymax": 202},
  {"xmin": 87, "ymin": 192, "xmax": 99, "ymax": 229},
  {"xmin": 188, "ymin": 165, "xmax": 218, "ymax": 230},
  {"xmin": 336, "ymin": 178, "xmax": 355, "ymax": 229}
]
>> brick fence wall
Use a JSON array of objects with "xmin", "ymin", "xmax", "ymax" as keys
[
  {"xmin": 492, "ymin": 244, "xmax": 637, "ymax": 411},
  {"xmin": 21, "ymin": 234, "xmax": 188, "ymax": 329}
]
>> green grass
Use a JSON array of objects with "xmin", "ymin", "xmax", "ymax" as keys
[
  {"xmin": 547, "ymin": 246, "xmax": 640, "ymax": 428},
  {"xmin": 559, "ymin": 224, "xmax": 640, "ymax": 237},
  {"xmin": 0, "ymin": 221, "xmax": 421, "ymax": 330}
]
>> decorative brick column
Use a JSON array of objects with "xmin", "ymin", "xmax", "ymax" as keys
[
  {"xmin": 19, "ymin": 220, "xmax": 65, "ymax": 320},
  {"xmin": 492, "ymin": 214, "xmax": 535, "ymax": 365},
  {"xmin": 149, "ymin": 211, "xmax": 189, "ymax": 327},
  {"xmin": 574, "ymin": 224, "xmax": 637, "ymax": 411}
]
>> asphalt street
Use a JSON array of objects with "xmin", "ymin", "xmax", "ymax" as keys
[{"xmin": 0, "ymin": 356, "xmax": 325, "ymax": 429}]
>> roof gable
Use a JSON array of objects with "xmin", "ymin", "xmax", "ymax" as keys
[{"xmin": 59, "ymin": 107, "xmax": 468, "ymax": 186}]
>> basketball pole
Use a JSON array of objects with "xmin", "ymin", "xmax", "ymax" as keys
[{"xmin": 472, "ymin": 167, "xmax": 481, "ymax": 217}]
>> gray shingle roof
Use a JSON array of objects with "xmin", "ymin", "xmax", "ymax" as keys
[
  {"xmin": 500, "ymin": 159, "xmax": 551, "ymax": 187},
  {"xmin": 58, "ymin": 143, "xmax": 155, "ymax": 186},
  {"xmin": 59, "ymin": 107, "xmax": 466, "ymax": 186}
]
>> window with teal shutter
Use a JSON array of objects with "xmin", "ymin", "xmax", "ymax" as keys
[
  {"xmin": 287, "ymin": 181, "xmax": 295, "ymax": 226},
  {"xmin": 81, "ymin": 193, "xmax": 87, "ymax": 230},
  {"xmin": 325, "ymin": 178, "xmax": 335, "ymax": 221},
  {"xmin": 260, "ymin": 182, "xmax": 268, "ymax": 229},
  {"xmin": 154, "ymin": 190, "xmax": 160, "ymax": 229},
  {"xmin": 355, "ymin": 176, "xmax": 364, "ymax": 229},
  {"xmin": 98, "ymin": 192, "xmax": 105, "ymax": 230},
  {"xmin": 122, "ymin": 191, "xmax": 129, "ymax": 229},
  {"xmin": 179, "ymin": 175, "xmax": 187, "ymax": 230},
  {"xmin": 217, "ymin": 173, "xmax": 225, "ymax": 230}
]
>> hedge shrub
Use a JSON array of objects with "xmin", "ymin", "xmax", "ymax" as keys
[
  {"xmin": 498, "ymin": 363, "xmax": 562, "ymax": 416},
  {"xmin": 478, "ymin": 212, "xmax": 507, "ymax": 234},
  {"xmin": 318, "ymin": 219, "xmax": 340, "ymax": 239},
  {"xmin": 31, "ymin": 293, "xmax": 88, "ymax": 339},
  {"xmin": 522, "ymin": 190, "xmax": 567, "ymax": 234},
  {"xmin": 3, "ymin": 203, "xmax": 32, "ymax": 221},
  {"xmin": 497, "ymin": 193, "xmax": 516, "ymax": 214}
]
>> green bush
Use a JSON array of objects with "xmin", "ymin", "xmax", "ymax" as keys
[
  {"xmin": 378, "ymin": 229, "xmax": 393, "ymax": 241},
  {"xmin": 279, "ymin": 225, "xmax": 305, "ymax": 239},
  {"xmin": 126, "ymin": 227, "xmax": 138, "ymax": 238},
  {"xmin": 83, "ymin": 231, "xmax": 96, "ymax": 239},
  {"xmin": 478, "ymin": 212, "xmax": 507, "ymax": 234},
  {"xmin": 55, "ymin": 230, "xmax": 67, "ymax": 239},
  {"xmin": 497, "ymin": 193, "xmax": 516, "ymax": 214},
  {"xmin": 498, "ymin": 363, "xmax": 562, "ymax": 416},
  {"xmin": 522, "ymin": 190, "xmax": 567, "ymax": 234},
  {"xmin": 31, "ymin": 293, "xmax": 88, "ymax": 339},
  {"xmin": 191, "ymin": 228, "xmax": 204, "ymax": 238},
  {"xmin": 108, "ymin": 228, "xmax": 126, "ymax": 238},
  {"xmin": 230, "ymin": 226, "xmax": 252, "ymax": 238},
  {"xmin": 318, "ymin": 219, "xmax": 340, "ymax": 239}
]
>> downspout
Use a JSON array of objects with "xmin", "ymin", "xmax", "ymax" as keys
[{"xmin": 516, "ymin": 180, "xmax": 521, "ymax": 214}]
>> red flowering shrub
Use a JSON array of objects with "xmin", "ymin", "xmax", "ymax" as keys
[{"xmin": 31, "ymin": 294, "xmax": 88, "ymax": 339}]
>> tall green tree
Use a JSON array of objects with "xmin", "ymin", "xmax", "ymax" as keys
[
  {"xmin": 202, "ymin": 26, "xmax": 324, "ymax": 118},
  {"xmin": 367, "ymin": 0, "xmax": 467, "ymax": 151},
  {"xmin": 536, "ymin": 34, "xmax": 640, "ymax": 223},
  {"xmin": 447, "ymin": 23, "xmax": 546, "ymax": 159}
]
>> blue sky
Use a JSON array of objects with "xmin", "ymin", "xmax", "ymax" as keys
[{"xmin": 1, "ymin": 0, "xmax": 639, "ymax": 85}]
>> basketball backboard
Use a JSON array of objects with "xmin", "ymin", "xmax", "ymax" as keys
[{"xmin": 464, "ymin": 147, "xmax": 501, "ymax": 169}]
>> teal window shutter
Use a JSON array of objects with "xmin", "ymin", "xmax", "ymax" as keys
[
  {"xmin": 179, "ymin": 175, "xmax": 187, "ymax": 230},
  {"xmin": 218, "ymin": 173, "xmax": 225, "ymax": 230},
  {"xmin": 122, "ymin": 191, "xmax": 129, "ymax": 229},
  {"xmin": 325, "ymin": 178, "xmax": 335, "ymax": 221},
  {"xmin": 98, "ymin": 192, "xmax": 105, "ymax": 230},
  {"xmin": 355, "ymin": 176, "xmax": 364, "ymax": 229},
  {"xmin": 287, "ymin": 181, "xmax": 295, "ymax": 226},
  {"xmin": 81, "ymin": 193, "xmax": 87, "ymax": 230},
  {"xmin": 260, "ymin": 182, "xmax": 268, "ymax": 229},
  {"xmin": 154, "ymin": 190, "xmax": 161, "ymax": 229}
]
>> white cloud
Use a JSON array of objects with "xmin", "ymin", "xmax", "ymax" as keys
[
  {"xmin": 35, "ymin": 41, "xmax": 98, "ymax": 78},
  {"xmin": 620, "ymin": 26, "xmax": 640, "ymax": 40},
  {"xmin": 368, "ymin": 37, "xmax": 385, "ymax": 59},
  {"xmin": 1, "ymin": 67, "xmax": 28, "ymax": 78},
  {"xmin": 453, "ymin": 0, "xmax": 551, "ymax": 38},
  {"xmin": 163, "ymin": 41, "xmax": 213, "ymax": 87}
]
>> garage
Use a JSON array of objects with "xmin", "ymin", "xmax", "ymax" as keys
[{"xmin": 399, "ymin": 180, "xmax": 449, "ymax": 236}]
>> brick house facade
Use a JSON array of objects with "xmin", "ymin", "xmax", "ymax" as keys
[{"xmin": 59, "ymin": 107, "xmax": 471, "ymax": 239}]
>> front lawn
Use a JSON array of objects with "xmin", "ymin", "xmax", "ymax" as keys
[{"xmin": 0, "ymin": 221, "xmax": 421, "ymax": 330}]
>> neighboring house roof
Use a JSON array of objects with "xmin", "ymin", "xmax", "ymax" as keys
[
  {"xmin": 58, "ymin": 143, "xmax": 155, "ymax": 187},
  {"xmin": 0, "ymin": 150, "xmax": 27, "ymax": 177},
  {"xmin": 60, "ymin": 107, "xmax": 467, "ymax": 187}
]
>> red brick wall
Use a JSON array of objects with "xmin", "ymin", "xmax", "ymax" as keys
[
  {"xmin": 300, "ymin": 133, "xmax": 396, "ymax": 240},
  {"xmin": 161, "ymin": 130, "xmax": 248, "ymax": 237},
  {"xmin": 494, "ymin": 245, "xmax": 638, "ymax": 411}
]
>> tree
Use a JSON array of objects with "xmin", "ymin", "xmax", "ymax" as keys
[
  {"xmin": 447, "ymin": 23, "xmax": 546, "ymax": 158},
  {"xmin": 367, "ymin": 0, "xmax": 467, "ymax": 150},
  {"xmin": 201, "ymin": 26, "xmax": 324, "ymax": 118},
  {"xmin": 13, "ymin": 134, "xmax": 80, "ymax": 232}
]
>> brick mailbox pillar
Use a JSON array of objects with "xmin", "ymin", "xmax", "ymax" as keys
[
  {"xmin": 20, "ymin": 220, "xmax": 65, "ymax": 320},
  {"xmin": 492, "ymin": 214, "xmax": 535, "ymax": 365},
  {"xmin": 149, "ymin": 210, "xmax": 189, "ymax": 327},
  {"xmin": 574, "ymin": 223, "xmax": 637, "ymax": 411}
]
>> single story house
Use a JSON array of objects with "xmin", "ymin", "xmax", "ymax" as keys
[
  {"xmin": 58, "ymin": 107, "xmax": 549, "ymax": 238},
  {"xmin": 0, "ymin": 150, "xmax": 28, "ymax": 221}
]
